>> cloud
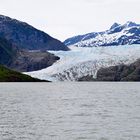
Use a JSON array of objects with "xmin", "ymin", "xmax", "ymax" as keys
[{"xmin": 0, "ymin": 0, "xmax": 140, "ymax": 40}]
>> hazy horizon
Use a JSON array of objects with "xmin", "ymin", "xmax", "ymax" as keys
[{"xmin": 0, "ymin": 0, "xmax": 140, "ymax": 41}]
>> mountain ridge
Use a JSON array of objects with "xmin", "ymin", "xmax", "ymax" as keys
[
  {"xmin": 0, "ymin": 15, "xmax": 68, "ymax": 51},
  {"xmin": 64, "ymin": 21, "xmax": 140, "ymax": 47}
]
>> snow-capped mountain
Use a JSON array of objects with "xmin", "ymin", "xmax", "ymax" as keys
[
  {"xmin": 25, "ymin": 21, "xmax": 140, "ymax": 81},
  {"xmin": 25, "ymin": 45, "xmax": 140, "ymax": 81},
  {"xmin": 64, "ymin": 21, "xmax": 140, "ymax": 47}
]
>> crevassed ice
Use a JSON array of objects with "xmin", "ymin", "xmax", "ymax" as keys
[{"xmin": 25, "ymin": 45, "xmax": 140, "ymax": 81}]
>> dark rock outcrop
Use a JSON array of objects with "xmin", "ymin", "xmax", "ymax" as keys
[
  {"xmin": 0, "ymin": 37, "xmax": 60, "ymax": 72},
  {"xmin": 11, "ymin": 50, "xmax": 60, "ymax": 72},
  {"xmin": 78, "ymin": 75, "xmax": 95, "ymax": 81},
  {"xmin": 96, "ymin": 60, "xmax": 140, "ymax": 81},
  {"xmin": 78, "ymin": 59, "xmax": 140, "ymax": 81},
  {"xmin": 0, "ymin": 15, "xmax": 68, "ymax": 51},
  {"xmin": 0, "ymin": 37, "xmax": 18, "ymax": 66}
]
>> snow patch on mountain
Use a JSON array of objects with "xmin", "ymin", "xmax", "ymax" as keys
[
  {"xmin": 25, "ymin": 45, "xmax": 140, "ymax": 81},
  {"xmin": 75, "ymin": 27, "xmax": 138, "ymax": 47},
  {"xmin": 64, "ymin": 21, "xmax": 140, "ymax": 47}
]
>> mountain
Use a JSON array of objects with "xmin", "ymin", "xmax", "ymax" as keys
[
  {"xmin": 0, "ymin": 65, "xmax": 47, "ymax": 82},
  {"xmin": 0, "ymin": 15, "xmax": 68, "ymax": 51},
  {"xmin": 0, "ymin": 37, "xmax": 60, "ymax": 72},
  {"xmin": 64, "ymin": 21, "xmax": 140, "ymax": 47}
]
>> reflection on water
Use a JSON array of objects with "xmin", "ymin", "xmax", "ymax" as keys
[{"xmin": 0, "ymin": 82, "xmax": 140, "ymax": 140}]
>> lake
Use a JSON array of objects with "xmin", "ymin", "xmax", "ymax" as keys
[{"xmin": 0, "ymin": 82, "xmax": 140, "ymax": 140}]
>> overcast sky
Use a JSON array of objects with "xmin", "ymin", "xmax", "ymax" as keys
[{"xmin": 0, "ymin": 0, "xmax": 140, "ymax": 41}]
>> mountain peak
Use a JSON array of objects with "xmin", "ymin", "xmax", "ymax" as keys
[
  {"xmin": 0, "ymin": 15, "xmax": 17, "ymax": 20},
  {"xmin": 0, "ymin": 15, "xmax": 27, "ymax": 25},
  {"xmin": 109, "ymin": 21, "xmax": 138, "ymax": 30},
  {"xmin": 110, "ymin": 22, "xmax": 120, "ymax": 30},
  {"xmin": 64, "ymin": 21, "xmax": 140, "ymax": 47},
  {"xmin": 123, "ymin": 21, "xmax": 137, "ymax": 28},
  {"xmin": 0, "ymin": 15, "xmax": 10, "ymax": 20}
]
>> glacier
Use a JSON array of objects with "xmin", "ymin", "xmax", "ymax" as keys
[{"xmin": 25, "ymin": 45, "xmax": 140, "ymax": 81}]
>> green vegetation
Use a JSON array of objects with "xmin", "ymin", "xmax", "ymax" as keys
[{"xmin": 0, "ymin": 65, "xmax": 47, "ymax": 82}]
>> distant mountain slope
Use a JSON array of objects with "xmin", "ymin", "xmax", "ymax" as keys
[
  {"xmin": 0, "ymin": 37, "xmax": 18, "ymax": 66},
  {"xmin": 64, "ymin": 21, "xmax": 140, "ymax": 47},
  {"xmin": 96, "ymin": 59, "xmax": 140, "ymax": 81},
  {"xmin": 0, "ymin": 15, "xmax": 68, "ymax": 51},
  {"xmin": 0, "ymin": 65, "xmax": 47, "ymax": 82},
  {"xmin": 0, "ymin": 37, "xmax": 60, "ymax": 72},
  {"xmin": 78, "ymin": 59, "xmax": 140, "ymax": 81}
]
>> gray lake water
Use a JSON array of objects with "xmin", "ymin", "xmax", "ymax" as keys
[{"xmin": 0, "ymin": 82, "xmax": 140, "ymax": 140}]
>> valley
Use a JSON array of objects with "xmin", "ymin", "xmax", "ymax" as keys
[
  {"xmin": 26, "ymin": 45, "xmax": 140, "ymax": 81},
  {"xmin": 0, "ymin": 15, "xmax": 140, "ymax": 82}
]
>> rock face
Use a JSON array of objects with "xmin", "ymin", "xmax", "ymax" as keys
[
  {"xmin": 78, "ymin": 75, "xmax": 95, "ymax": 81},
  {"xmin": 0, "ymin": 37, "xmax": 60, "ymax": 72},
  {"xmin": 64, "ymin": 21, "xmax": 140, "ymax": 47},
  {"xmin": 11, "ymin": 50, "xmax": 60, "ymax": 72},
  {"xmin": 0, "ymin": 37, "xmax": 17, "ymax": 66},
  {"xmin": 0, "ymin": 15, "xmax": 68, "ymax": 51},
  {"xmin": 0, "ymin": 65, "xmax": 47, "ymax": 82},
  {"xmin": 96, "ymin": 60, "xmax": 140, "ymax": 81},
  {"xmin": 78, "ymin": 59, "xmax": 140, "ymax": 81}
]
